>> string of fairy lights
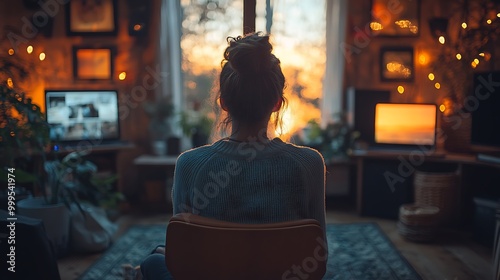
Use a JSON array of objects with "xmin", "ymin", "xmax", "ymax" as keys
[
  {"xmin": 429, "ymin": 9, "xmax": 500, "ymax": 114},
  {"xmin": 372, "ymin": 3, "xmax": 500, "ymax": 116}
]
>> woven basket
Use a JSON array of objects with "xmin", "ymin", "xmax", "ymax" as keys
[
  {"xmin": 413, "ymin": 170, "xmax": 458, "ymax": 225},
  {"xmin": 398, "ymin": 204, "xmax": 440, "ymax": 242},
  {"xmin": 399, "ymin": 204, "xmax": 440, "ymax": 226}
]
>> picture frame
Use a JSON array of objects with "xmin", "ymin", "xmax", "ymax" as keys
[
  {"xmin": 66, "ymin": 0, "xmax": 118, "ymax": 36},
  {"xmin": 73, "ymin": 46, "xmax": 115, "ymax": 80},
  {"xmin": 380, "ymin": 47, "xmax": 414, "ymax": 82},
  {"xmin": 370, "ymin": 0, "xmax": 420, "ymax": 37}
]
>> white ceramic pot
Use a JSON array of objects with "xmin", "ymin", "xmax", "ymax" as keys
[
  {"xmin": 152, "ymin": 140, "xmax": 167, "ymax": 156},
  {"xmin": 18, "ymin": 197, "xmax": 71, "ymax": 258}
]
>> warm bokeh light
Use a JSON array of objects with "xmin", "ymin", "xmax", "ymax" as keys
[
  {"xmin": 39, "ymin": 52, "xmax": 46, "ymax": 61},
  {"xmin": 435, "ymin": 82, "xmax": 441, "ymax": 89},
  {"xmin": 497, "ymin": 12, "xmax": 500, "ymax": 18},
  {"xmin": 276, "ymin": 93, "xmax": 320, "ymax": 140},
  {"xmin": 438, "ymin": 36, "xmax": 445, "ymax": 44},
  {"xmin": 479, "ymin": 52, "xmax": 485, "ymax": 57},
  {"xmin": 441, "ymin": 98, "xmax": 454, "ymax": 116},
  {"xmin": 418, "ymin": 53, "xmax": 429, "ymax": 65},
  {"xmin": 471, "ymin": 61, "xmax": 478, "ymax": 68},
  {"xmin": 397, "ymin": 86, "xmax": 404, "ymax": 94},
  {"xmin": 456, "ymin": 53, "xmax": 462, "ymax": 60},
  {"xmin": 461, "ymin": 22, "xmax": 467, "ymax": 29},
  {"xmin": 428, "ymin": 73, "xmax": 435, "ymax": 81},
  {"xmin": 118, "ymin": 72, "xmax": 127, "ymax": 80},
  {"xmin": 370, "ymin": 22, "xmax": 383, "ymax": 31},
  {"xmin": 7, "ymin": 78, "xmax": 13, "ymax": 88},
  {"xmin": 8, "ymin": 48, "xmax": 14, "ymax": 55},
  {"xmin": 27, "ymin": 45, "xmax": 33, "ymax": 54},
  {"xmin": 487, "ymin": 19, "xmax": 492, "ymax": 24},
  {"xmin": 133, "ymin": 24, "xmax": 142, "ymax": 31}
]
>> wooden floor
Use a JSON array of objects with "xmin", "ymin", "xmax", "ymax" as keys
[{"xmin": 57, "ymin": 207, "xmax": 494, "ymax": 280}]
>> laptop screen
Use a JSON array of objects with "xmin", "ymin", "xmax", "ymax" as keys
[
  {"xmin": 375, "ymin": 103, "xmax": 437, "ymax": 146},
  {"xmin": 45, "ymin": 90, "xmax": 120, "ymax": 142}
]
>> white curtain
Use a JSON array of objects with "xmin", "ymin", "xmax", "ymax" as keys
[
  {"xmin": 321, "ymin": 0, "xmax": 347, "ymax": 126},
  {"xmin": 159, "ymin": 0, "xmax": 183, "ymax": 135}
]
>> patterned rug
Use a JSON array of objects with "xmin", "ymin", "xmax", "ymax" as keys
[{"xmin": 79, "ymin": 223, "xmax": 421, "ymax": 280}]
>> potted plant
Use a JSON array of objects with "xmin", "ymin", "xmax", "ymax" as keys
[
  {"xmin": 18, "ymin": 150, "xmax": 123, "ymax": 256},
  {"xmin": 179, "ymin": 110, "xmax": 214, "ymax": 148},
  {"xmin": 143, "ymin": 96, "xmax": 175, "ymax": 155}
]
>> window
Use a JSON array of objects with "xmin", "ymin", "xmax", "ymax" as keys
[{"xmin": 180, "ymin": 0, "xmax": 328, "ymax": 139}]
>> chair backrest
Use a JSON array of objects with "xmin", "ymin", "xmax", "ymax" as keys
[{"xmin": 165, "ymin": 213, "xmax": 327, "ymax": 280}]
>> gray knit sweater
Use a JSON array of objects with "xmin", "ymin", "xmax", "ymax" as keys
[{"xmin": 172, "ymin": 137, "xmax": 327, "ymax": 235}]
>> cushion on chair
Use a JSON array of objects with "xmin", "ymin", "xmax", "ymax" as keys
[{"xmin": 165, "ymin": 213, "xmax": 327, "ymax": 280}]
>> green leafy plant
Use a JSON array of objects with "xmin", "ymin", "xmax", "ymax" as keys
[
  {"xmin": 299, "ymin": 114, "xmax": 359, "ymax": 159},
  {"xmin": 179, "ymin": 110, "xmax": 214, "ymax": 137},
  {"xmin": 43, "ymin": 150, "xmax": 123, "ymax": 210},
  {"xmin": 0, "ymin": 85, "xmax": 50, "ymax": 166},
  {"xmin": 143, "ymin": 96, "xmax": 175, "ymax": 140}
]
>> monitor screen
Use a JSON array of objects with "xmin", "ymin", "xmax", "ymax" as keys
[
  {"xmin": 375, "ymin": 103, "xmax": 437, "ymax": 146},
  {"xmin": 45, "ymin": 90, "xmax": 120, "ymax": 142},
  {"xmin": 471, "ymin": 71, "xmax": 500, "ymax": 150}
]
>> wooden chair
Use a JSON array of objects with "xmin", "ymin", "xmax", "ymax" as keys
[{"xmin": 165, "ymin": 213, "xmax": 327, "ymax": 280}]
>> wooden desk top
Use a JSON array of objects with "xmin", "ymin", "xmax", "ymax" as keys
[
  {"xmin": 350, "ymin": 149, "xmax": 500, "ymax": 169},
  {"xmin": 133, "ymin": 155, "xmax": 178, "ymax": 166}
]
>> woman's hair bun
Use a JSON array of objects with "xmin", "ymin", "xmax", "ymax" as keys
[{"xmin": 224, "ymin": 32, "xmax": 274, "ymax": 75}]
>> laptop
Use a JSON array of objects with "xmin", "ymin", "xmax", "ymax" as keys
[
  {"xmin": 45, "ymin": 90, "xmax": 123, "ymax": 149},
  {"xmin": 365, "ymin": 103, "xmax": 441, "ymax": 155}
]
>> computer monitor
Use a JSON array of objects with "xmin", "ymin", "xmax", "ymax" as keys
[
  {"xmin": 45, "ymin": 90, "xmax": 120, "ymax": 143},
  {"xmin": 374, "ymin": 103, "xmax": 437, "ymax": 147}
]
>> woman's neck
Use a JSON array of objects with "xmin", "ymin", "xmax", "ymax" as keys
[{"xmin": 229, "ymin": 120, "xmax": 270, "ymax": 142}]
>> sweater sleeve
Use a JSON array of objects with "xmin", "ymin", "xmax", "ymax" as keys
[
  {"xmin": 305, "ymin": 149, "xmax": 327, "ymax": 244},
  {"xmin": 172, "ymin": 152, "xmax": 194, "ymax": 214}
]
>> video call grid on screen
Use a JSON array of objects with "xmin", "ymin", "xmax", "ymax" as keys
[
  {"xmin": 374, "ymin": 103, "xmax": 437, "ymax": 146},
  {"xmin": 45, "ymin": 90, "xmax": 120, "ymax": 142}
]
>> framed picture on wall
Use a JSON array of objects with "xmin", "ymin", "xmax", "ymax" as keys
[
  {"xmin": 380, "ymin": 47, "xmax": 414, "ymax": 82},
  {"xmin": 370, "ymin": 0, "xmax": 420, "ymax": 37},
  {"xmin": 73, "ymin": 46, "xmax": 115, "ymax": 80},
  {"xmin": 66, "ymin": 0, "xmax": 118, "ymax": 36}
]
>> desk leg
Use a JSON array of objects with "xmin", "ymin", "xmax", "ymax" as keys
[{"xmin": 356, "ymin": 158, "xmax": 364, "ymax": 214}]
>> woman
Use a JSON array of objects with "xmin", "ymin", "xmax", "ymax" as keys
[{"xmin": 140, "ymin": 32, "xmax": 326, "ymax": 280}]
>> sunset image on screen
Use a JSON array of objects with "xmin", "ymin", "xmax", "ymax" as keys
[{"xmin": 375, "ymin": 104, "xmax": 437, "ymax": 145}]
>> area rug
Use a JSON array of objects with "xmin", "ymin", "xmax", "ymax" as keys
[{"xmin": 79, "ymin": 223, "xmax": 421, "ymax": 280}]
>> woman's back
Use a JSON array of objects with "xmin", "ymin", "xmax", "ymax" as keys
[{"xmin": 172, "ymin": 138, "xmax": 326, "ymax": 232}]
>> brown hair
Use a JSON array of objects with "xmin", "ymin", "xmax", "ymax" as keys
[{"xmin": 216, "ymin": 32, "xmax": 286, "ymax": 135}]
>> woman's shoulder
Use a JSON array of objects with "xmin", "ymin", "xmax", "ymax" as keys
[
  {"xmin": 176, "ymin": 144, "xmax": 216, "ymax": 165},
  {"xmin": 278, "ymin": 139, "xmax": 325, "ymax": 164}
]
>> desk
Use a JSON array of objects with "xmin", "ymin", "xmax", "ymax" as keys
[
  {"xmin": 133, "ymin": 155, "xmax": 178, "ymax": 166},
  {"xmin": 351, "ymin": 149, "xmax": 500, "ymax": 222},
  {"xmin": 133, "ymin": 155, "xmax": 178, "ymax": 210}
]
